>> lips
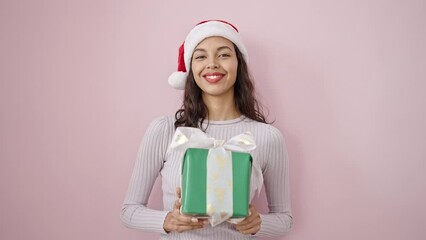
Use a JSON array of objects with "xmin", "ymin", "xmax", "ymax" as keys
[{"xmin": 203, "ymin": 72, "xmax": 225, "ymax": 83}]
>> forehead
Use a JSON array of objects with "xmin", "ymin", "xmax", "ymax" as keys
[{"xmin": 195, "ymin": 36, "xmax": 235, "ymax": 50}]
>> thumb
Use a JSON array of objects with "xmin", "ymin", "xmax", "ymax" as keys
[{"xmin": 176, "ymin": 187, "xmax": 182, "ymax": 198}]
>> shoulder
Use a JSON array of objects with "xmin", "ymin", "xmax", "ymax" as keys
[
  {"xmin": 266, "ymin": 124, "xmax": 285, "ymax": 143},
  {"xmin": 243, "ymin": 118, "xmax": 284, "ymax": 143},
  {"xmin": 147, "ymin": 115, "xmax": 175, "ymax": 130},
  {"xmin": 144, "ymin": 115, "xmax": 175, "ymax": 140}
]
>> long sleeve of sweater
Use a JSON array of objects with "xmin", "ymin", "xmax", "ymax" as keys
[
  {"xmin": 120, "ymin": 117, "xmax": 170, "ymax": 233},
  {"xmin": 255, "ymin": 125, "xmax": 293, "ymax": 237}
]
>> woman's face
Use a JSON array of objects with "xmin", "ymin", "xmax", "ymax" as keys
[{"xmin": 191, "ymin": 36, "xmax": 238, "ymax": 99}]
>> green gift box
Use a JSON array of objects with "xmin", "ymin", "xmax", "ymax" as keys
[{"xmin": 181, "ymin": 147, "xmax": 252, "ymax": 218}]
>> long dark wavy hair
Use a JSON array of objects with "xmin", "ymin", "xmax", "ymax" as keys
[{"xmin": 174, "ymin": 45, "xmax": 268, "ymax": 130}]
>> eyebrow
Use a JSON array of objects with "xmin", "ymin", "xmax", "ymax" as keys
[{"xmin": 193, "ymin": 46, "xmax": 233, "ymax": 53}]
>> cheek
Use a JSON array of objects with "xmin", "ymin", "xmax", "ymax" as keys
[
  {"xmin": 191, "ymin": 64, "xmax": 203, "ymax": 85},
  {"xmin": 229, "ymin": 61, "xmax": 238, "ymax": 76},
  {"xmin": 191, "ymin": 62, "xmax": 203, "ymax": 75}
]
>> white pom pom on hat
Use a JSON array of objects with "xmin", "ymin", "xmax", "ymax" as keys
[{"xmin": 168, "ymin": 20, "xmax": 249, "ymax": 90}]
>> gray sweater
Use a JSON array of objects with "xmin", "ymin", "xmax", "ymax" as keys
[{"xmin": 121, "ymin": 115, "xmax": 292, "ymax": 239}]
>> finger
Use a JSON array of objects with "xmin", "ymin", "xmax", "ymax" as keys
[
  {"xmin": 236, "ymin": 216, "xmax": 261, "ymax": 231},
  {"xmin": 235, "ymin": 215, "xmax": 261, "ymax": 234},
  {"xmin": 176, "ymin": 187, "xmax": 181, "ymax": 198},
  {"xmin": 166, "ymin": 218, "xmax": 205, "ymax": 233},
  {"xmin": 248, "ymin": 204, "xmax": 256, "ymax": 215},
  {"xmin": 236, "ymin": 212, "xmax": 256, "ymax": 226},
  {"xmin": 174, "ymin": 187, "xmax": 182, "ymax": 210},
  {"xmin": 164, "ymin": 212, "xmax": 206, "ymax": 233},
  {"xmin": 174, "ymin": 198, "xmax": 181, "ymax": 210},
  {"xmin": 173, "ymin": 219, "xmax": 206, "ymax": 228},
  {"xmin": 239, "ymin": 224, "xmax": 261, "ymax": 235},
  {"xmin": 238, "ymin": 210, "xmax": 260, "ymax": 225},
  {"xmin": 177, "ymin": 215, "xmax": 204, "ymax": 225},
  {"xmin": 235, "ymin": 205, "xmax": 261, "ymax": 232},
  {"xmin": 171, "ymin": 209, "xmax": 204, "ymax": 225}
]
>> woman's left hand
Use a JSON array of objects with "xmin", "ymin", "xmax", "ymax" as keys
[{"xmin": 235, "ymin": 204, "xmax": 261, "ymax": 235}]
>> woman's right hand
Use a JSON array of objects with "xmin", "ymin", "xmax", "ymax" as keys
[{"xmin": 163, "ymin": 187, "xmax": 207, "ymax": 233}]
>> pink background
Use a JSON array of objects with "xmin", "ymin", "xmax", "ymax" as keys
[{"xmin": 1, "ymin": 0, "xmax": 425, "ymax": 239}]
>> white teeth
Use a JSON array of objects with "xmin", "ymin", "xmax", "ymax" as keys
[{"xmin": 206, "ymin": 75, "xmax": 220, "ymax": 79}]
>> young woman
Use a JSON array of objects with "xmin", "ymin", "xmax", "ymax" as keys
[{"xmin": 121, "ymin": 20, "xmax": 292, "ymax": 239}]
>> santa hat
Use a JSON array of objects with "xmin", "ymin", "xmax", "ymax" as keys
[{"xmin": 168, "ymin": 20, "xmax": 249, "ymax": 90}]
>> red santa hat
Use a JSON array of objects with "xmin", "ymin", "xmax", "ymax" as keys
[{"xmin": 168, "ymin": 20, "xmax": 249, "ymax": 90}]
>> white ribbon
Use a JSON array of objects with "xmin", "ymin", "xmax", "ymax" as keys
[{"xmin": 170, "ymin": 127, "xmax": 264, "ymax": 226}]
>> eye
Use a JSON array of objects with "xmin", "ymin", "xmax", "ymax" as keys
[
  {"xmin": 193, "ymin": 55, "xmax": 206, "ymax": 60},
  {"xmin": 219, "ymin": 53, "xmax": 231, "ymax": 58}
]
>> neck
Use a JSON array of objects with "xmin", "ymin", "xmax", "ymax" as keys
[{"xmin": 202, "ymin": 94, "xmax": 241, "ymax": 121}]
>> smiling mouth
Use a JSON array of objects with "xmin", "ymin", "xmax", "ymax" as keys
[{"xmin": 203, "ymin": 73, "xmax": 225, "ymax": 83}]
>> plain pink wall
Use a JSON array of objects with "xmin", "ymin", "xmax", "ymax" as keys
[{"xmin": 1, "ymin": 0, "xmax": 425, "ymax": 239}]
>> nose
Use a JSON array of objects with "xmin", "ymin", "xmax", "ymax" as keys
[{"xmin": 206, "ymin": 58, "xmax": 219, "ymax": 69}]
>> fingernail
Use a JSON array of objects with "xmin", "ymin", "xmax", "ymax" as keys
[{"xmin": 191, "ymin": 217, "xmax": 198, "ymax": 223}]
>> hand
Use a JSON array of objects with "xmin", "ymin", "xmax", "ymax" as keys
[
  {"xmin": 235, "ymin": 204, "xmax": 262, "ymax": 235},
  {"xmin": 163, "ymin": 187, "xmax": 207, "ymax": 233}
]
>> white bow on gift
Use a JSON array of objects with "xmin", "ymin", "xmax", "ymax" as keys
[{"xmin": 170, "ymin": 127, "xmax": 264, "ymax": 226}]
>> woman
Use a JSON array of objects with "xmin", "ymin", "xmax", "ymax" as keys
[{"xmin": 121, "ymin": 20, "xmax": 292, "ymax": 239}]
